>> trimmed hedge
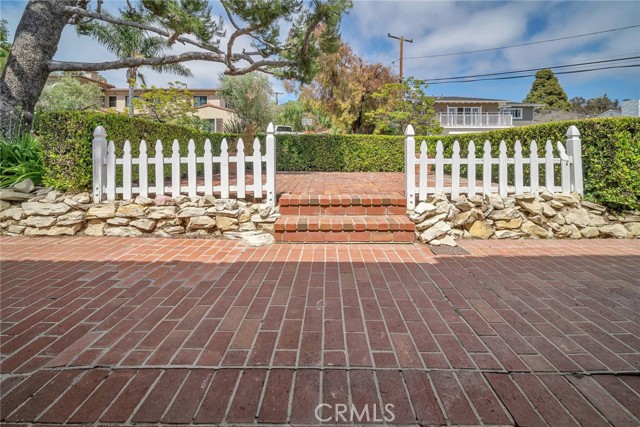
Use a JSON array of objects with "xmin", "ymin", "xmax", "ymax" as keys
[
  {"xmin": 37, "ymin": 111, "xmax": 235, "ymax": 190},
  {"xmin": 36, "ymin": 112, "xmax": 639, "ymax": 211}
]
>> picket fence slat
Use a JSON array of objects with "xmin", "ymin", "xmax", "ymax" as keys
[
  {"xmin": 204, "ymin": 139, "xmax": 213, "ymax": 196},
  {"xmin": 237, "ymin": 138, "xmax": 246, "ymax": 199},
  {"xmin": 187, "ymin": 139, "xmax": 197, "ymax": 197},
  {"xmin": 123, "ymin": 140, "xmax": 132, "ymax": 200},
  {"xmin": 253, "ymin": 138, "xmax": 263, "ymax": 197},
  {"xmin": 139, "ymin": 140, "xmax": 148, "ymax": 198},
  {"xmin": 403, "ymin": 125, "xmax": 583, "ymax": 207},
  {"xmin": 106, "ymin": 141, "xmax": 116, "ymax": 201}
]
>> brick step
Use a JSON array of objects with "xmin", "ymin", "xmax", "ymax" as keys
[
  {"xmin": 274, "ymin": 215, "xmax": 415, "ymax": 243},
  {"xmin": 279, "ymin": 194, "xmax": 406, "ymax": 211}
]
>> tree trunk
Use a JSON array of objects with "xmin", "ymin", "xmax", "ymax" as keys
[
  {"xmin": 127, "ymin": 68, "xmax": 136, "ymax": 116},
  {"xmin": 0, "ymin": 0, "xmax": 75, "ymax": 137}
]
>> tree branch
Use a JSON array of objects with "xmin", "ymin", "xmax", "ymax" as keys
[
  {"xmin": 49, "ymin": 51, "xmax": 224, "ymax": 72},
  {"xmin": 62, "ymin": 5, "xmax": 222, "ymax": 54}
]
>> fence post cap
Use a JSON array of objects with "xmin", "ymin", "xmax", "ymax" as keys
[
  {"xmin": 566, "ymin": 125, "xmax": 580, "ymax": 138},
  {"xmin": 267, "ymin": 122, "xmax": 274, "ymax": 134},
  {"xmin": 405, "ymin": 124, "xmax": 415, "ymax": 136},
  {"xmin": 93, "ymin": 126, "xmax": 106, "ymax": 137}
]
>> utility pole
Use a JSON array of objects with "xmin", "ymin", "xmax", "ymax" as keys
[
  {"xmin": 388, "ymin": 33, "xmax": 413, "ymax": 83},
  {"xmin": 273, "ymin": 91, "xmax": 284, "ymax": 104}
]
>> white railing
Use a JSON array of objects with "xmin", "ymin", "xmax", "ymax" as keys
[
  {"xmin": 404, "ymin": 125, "xmax": 583, "ymax": 210},
  {"xmin": 92, "ymin": 123, "xmax": 277, "ymax": 207},
  {"xmin": 437, "ymin": 113, "xmax": 513, "ymax": 127}
]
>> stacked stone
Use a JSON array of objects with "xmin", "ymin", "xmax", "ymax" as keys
[
  {"xmin": 409, "ymin": 191, "xmax": 640, "ymax": 247},
  {"xmin": 0, "ymin": 179, "xmax": 278, "ymax": 246}
]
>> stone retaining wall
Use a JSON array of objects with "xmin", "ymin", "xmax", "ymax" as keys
[
  {"xmin": 0, "ymin": 181, "xmax": 278, "ymax": 246},
  {"xmin": 410, "ymin": 191, "xmax": 640, "ymax": 247}
]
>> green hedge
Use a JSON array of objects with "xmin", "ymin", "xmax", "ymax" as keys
[
  {"xmin": 37, "ymin": 111, "xmax": 236, "ymax": 190},
  {"xmin": 36, "ymin": 112, "xmax": 639, "ymax": 211}
]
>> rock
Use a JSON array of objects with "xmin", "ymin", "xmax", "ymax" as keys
[
  {"xmin": 148, "ymin": 206, "xmax": 178, "ymax": 219},
  {"xmin": 564, "ymin": 208, "xmax": 590, "ymax": 228},
  {"xmin": 624, "ymin": 222, "xmax": 640, "ymax": 237},
  {"xmin": 495, "ymin": 218, "xmax": 522, "ymax": 230},
  {"xmin": 419, "ymin": 221, "xmax": 451, "ymax": 243},
  {"xmin": 415, "ymin": 213, "xmax": 447, "ymax": 232},
  {"xmin": 514, "ymin": 193, "xmax": 536, "ymax": 202},
  {"xmin": 197, "ymin": 195, "xmax": 216, "ymax": 207},
  {"xmin": 619, "ymin": 214, "xmax": 640, "ymax": 223},
  {"xmin": 179, "ymin": 202, "xmax": 198, "ymax": 209},
  {"xmin": 484, "ymin": 193, "xmax": 505, "ymax": 209},
  {"xmin": 81, "ymin": 220, "xmax": 105, "ymax": 236},
  {"xmin": 238, "ymin": 221, "xmax": 257, "ymax": 231},
  {"xmin": 549, "ymin": 200, "xmax": 564, "ymax": 209},
  {"xmin": 13, "ymin": 178, "xmax": 35, "ymax": 194},
  {"xmin": 87, "ymin": 204, "xmax": 117, "ymax": 219},
  {"xmin": 468, "ymin": 195, "xmax": 484, "ymax": 206},
  {"xmin": 7, "ymin": 224, "xmax": 26, "ymax": 234},
  {"xmin": 55, "ymin": 211, "xmax": 85, "ymax": 226},
  {"xmin": 215, "ymin": 209, "xmax": 240, "ymax": 217},
  {"xmin": 0, "ymin": 190, "xmax": 32, "ymax": 201},
  {"xmin": 568, "ymin": 224, "xmax": 582, "ymax": 239},
  {"xmin": 487, "ymin": 208, "xmax": 521, "ymax": 221},
  {"xmin": 430, "ymin": 235, "xmax": 458, "ymax": 247},
  {"xmin": 107, "ymin": 217, "xmax": 130, "ymax": 226},
  {"xmin": 239, "ymin": 209, "xmax": 252, "ymax": 223},
  {"xmin": 178, "ymin": 207, "xmax": 207, "ymax": 218},
  {"xmin": 73, "ymin": 193, "xmax": 91, "ymax": 204},
  {"xmin": 454, "ymin": 196, "xmax": 474, "ymax": 212},
  {"xmin": 427, "ymin": 192, "xmax": 449, "ymax": 205},
  {"xmin": 540, "ymin": 190, "xmax": 553, "ymax": 201},
  {"xmin": 104, "ymin": 226, "xmax": 143, "ymax": 237},
  {"xmin": 495, "ymin": 230, "xmax": 522, "ymax": 239},
  {"xmin": 521, "ymin": 221, "xmax": 548, "ymax": 238},
  {"xmin": 134, "ymin": 196, "xmax": 155, "ymax": 206},
  {"xmin": 528, "ymin": 214, "xmax": 547, "ymax": 226},
  {"xmin": 588, "ymin": 214, "xmax": 607, "ymax": 227},
  {"xmin": 23, "ymin": 227, "xmax": 50, "ymax": 236},
  {"xmin": 553, "ymin": 193, "xmax": 579, "ymax": 207},
  {"xmin": 0, "ymin": 207, "xmax": 25, "ymax": 221},
  {"xmin": 25, "ymin": 216, "xmax": 56, "ymax": 228},
  {"xmin": 409, "ymin": 202, "xmax": 437, "ymax": 222},
  {"xmin": 452, "ymin": 209, "xmax": 481, "ymax": 227},
  {"xmin": 599, "ymin": 224, "xmax": 629, "ymax": 238},
  {"xmin": 157, "ymin": 218, "xmax": 182, "ymax": 228},
  {"xmin": 581, "ymin": 227, "xmax": 600, "ymax": 238},
  {"xmin": 581, "ymin": 200, "xmax": 606, "ymax": 213},
  {"xmin": 434, "ymin": 201, "xmax": 451, "ymax": 216},
  {"xmin": 187, "ymin": 216, "xmax": 216, "ymax": 231},
  {"xmin": 517, "ymin": 199, "xmax": 543, "ymax": 215},
  {"xmin": 258, "ymin": 223, "xmax": 275, "ymax": 232},
  {"xmin": 468, "ymin": 220, "xmax": 494, "ymax": 239},
  {"xmin": 164, "ymin": 225, "xmax": 185, "ymax": 235},
  {"xmin": 22, "ymin": 202, "xmax": 72, "ymax": 216},
  {"xmin": 216, "ymin": 216, "xmax": 239, "ymax": 231},
  {"xmin": 173, "ymin": 195, "xmax": 190, "ymax": 205},
  {"xmin": 224, "ymin": 231, "xmax": 275, "ymax": 246},
  {"xmin": 540, "ymin": 203, "xmax": 557, "ymax": 218},
  {"xmin": 155, "ymin": 195, "xmax": 176, "ymax": 206},
  {"xmin": 63, "ymin": 197, "xmax": 80, "ymax": 208},
  {"xmin": 258, "ymin": 204, "xmax": 274, "ymax": 219},
  {"xmin": 214, "ymin": 199, "xmax": 239, "ymax": 211},
  {"xmin": 130, "ymin": 218, "xmax": 156, "ymax": 232},
  {"xmin": 47, "ymin": 224, "xmax": 82, "ymax": 236},
  {"xmin": 0, "ymin": 201, "xmax": 9, "ymax": 211},
  {"xmin": 555, "ymin": 225, "xmax": 574, "ymax": 239},
  {"xmin": 250, "ymin": 213, "xmax": 279, "ymax": 224},
  {"xmin": 116, "ymin": 204, "xmax": 147, "ymax": 218}
]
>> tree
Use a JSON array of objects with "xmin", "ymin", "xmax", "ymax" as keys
[
  {"xmin": 219, "ymin": 72, "xmax": 274, "ymax": 136},
  {"xmin": 78, "ymin": 11, "xmax": 192, "ymax": 116},
  {"xmin": 571, "ymin": 94, "xmax": 619, "ymax": 116},
  {"xmin": 0, "ymin": 0, "xmax": 351, "ymax": 137},
  {"xmin": 364, "ymin": 78, "xmax": 441, "ymax": 136},
  {"xmin": 523, "ymin": 69, "xmax": 571, "ymax": 111},
  {"xmin": 131, "ymin": 81, "xmax": 208, "ymax": 130},
  {"xmin": 0, "ymin": 20, "xmax": 10, "ymax": 74},
  {"xmin": 297, "ymin": 43, "xmax": 397, "ymax": 133},
  {"xmin": 37, "ymin": 75, "xmax": 103, "ymax": 111}
]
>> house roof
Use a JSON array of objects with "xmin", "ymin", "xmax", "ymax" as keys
[
  {"xmin": 195, "ymin": 103, "xmax": 234, "ymax": 113},
  {"xmin": 434, "ymin": 96, "xmax": 509, "ymax": 103},
  {"xmin": 500, "ymin": 102, "xmax": 544, "ymax": 108},
  {"xmin": 105, "ymin": 87, "xmax": 219, "ymax": 94}
]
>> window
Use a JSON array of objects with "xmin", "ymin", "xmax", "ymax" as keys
[
  {"xmin": 194, "ymin": 95, "xmax": 208, "ymax": 107},
  {"xmin": 502, "ymin": 108, "xmax": 523, "ymax": 119},
  {"xmin": 124, "ymin": 95, "xmax": 140, "ymax": 107},
  {"xmin": 108, "ymin": 96, "xmax": 117, "ymax": 108},
  {"xmin": 207, "ymin": 118, "xmax": 224, "ymax": 132},
  {"xmin": 448, "ymin": 107, "xmax": 480, "ymax": 115}
]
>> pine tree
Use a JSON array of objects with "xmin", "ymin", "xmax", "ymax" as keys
[{"xmin": 523, "ymin": 69, "xmax": 571, "ymax": 111}]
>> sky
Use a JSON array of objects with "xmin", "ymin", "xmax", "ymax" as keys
[{"xmin": 2, "ymin": 0, "xmax": 639, "ymax": 104}]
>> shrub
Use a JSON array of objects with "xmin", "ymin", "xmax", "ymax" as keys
[
  {"xmin": 0, "ymin": 132, "xmax": 45, "ymax": 188},
  {"xmin": 36, "ymin": 111, "xmax": 236, "ymax": 191}
]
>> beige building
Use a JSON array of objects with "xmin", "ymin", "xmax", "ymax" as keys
[{"xmin": 47, "ymin": 72, "xmax": 235, "ymax": 132}]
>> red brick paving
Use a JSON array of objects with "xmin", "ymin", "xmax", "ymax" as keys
[{"xmin": 1, "ymin": 237, "xmax": 639, "ymax": 425}]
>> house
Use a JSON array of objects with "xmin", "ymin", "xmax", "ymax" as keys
[
  {"xmin": 46, "ymin": 72, "xmax": 235, "ymax": 132},
  {"xmin": 433, "ymin": 96, "xmax": 541, "ymax": 135}
]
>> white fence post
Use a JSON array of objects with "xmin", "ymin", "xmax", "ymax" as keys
[
  {"xmin": 265, "ymin": 123, "xmax": 276, "ymax": 208},
  {"xmin": 404, "ymin": 125, "xmax": 416, "ymax": 210},
  {"xmin": 565, "ymin": 125, "xmax": 583, "ymax": 194},
  {"xmin": 92, "ymin": 126, "xmax": 107, "ymax": 203}
]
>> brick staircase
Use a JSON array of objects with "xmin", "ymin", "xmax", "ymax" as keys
[{"xmin": 274, "ymin": 194, "xmax": 416, "ymax": 243}]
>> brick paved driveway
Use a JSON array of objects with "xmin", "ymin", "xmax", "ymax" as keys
[{"xmin": 1, "ymin": 237, "xmax": 639, "ymax": 426}]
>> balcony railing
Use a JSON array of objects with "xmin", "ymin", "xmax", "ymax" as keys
[{"xmin": 437, "ymin": 113, "xmax": 513, "ymax": 127}]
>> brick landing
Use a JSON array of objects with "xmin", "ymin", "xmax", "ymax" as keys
[{"xmin": 1, "ymin": 237, "xmax": 639, "ymax": 425}]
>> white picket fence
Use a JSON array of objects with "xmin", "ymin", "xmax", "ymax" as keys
[
  {"xmin": 92, "ymin": 123, "xmax": 277, "ymax": 207},
  {"xmin": 404, "ymin": 125, "xmax": 583, "ymax": 210}
]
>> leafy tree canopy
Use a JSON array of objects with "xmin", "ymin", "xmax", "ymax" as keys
[
  {"xmin": 571, "ymin": 94, "xmax": 619, "ymax": 116},
  {"xmin": 219, "ymin": 72, "xmax": 274, "ymax": 135},
  {"xmin": 37, "ymin": 75, "xmax": 103, "ymax": 111},
  {"xmin": 523, "ymin": 68, "xmax": 571, "ymax": 111}
]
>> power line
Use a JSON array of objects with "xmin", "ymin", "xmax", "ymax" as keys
[
  {"xmin": 404, "ymin": 24, "xmax": 640, "ymax": 60},
  {"xmin": 423, "ymin": 64, "xmax": 640, "ymax": 85},
  {"xmin": 425, "ymin": 55, "xmax": 640, "ymax": 82}
]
